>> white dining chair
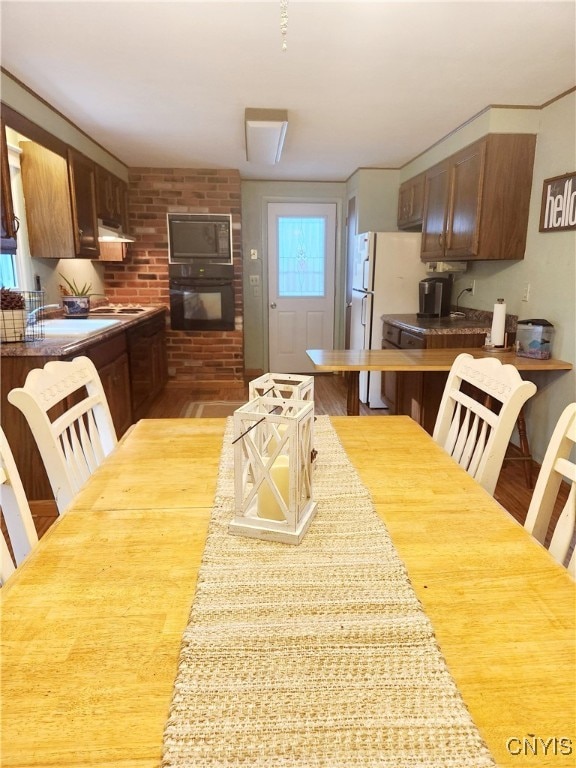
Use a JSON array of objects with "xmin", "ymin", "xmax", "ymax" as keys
[
  {"xmin": 432, "ymin": 353, "xmax": 537, "ymax": 496},
  {"xmin": 1, "ymin": 427, "xmax": 39, "ymax": 584},
  {"xmin": 524, "ymin": 403, "xmax": 576, "ymax": 576},
  {"xmin": 8, "ymin": 356, "xmax": 118, "ymax": 515},
  {"xmin": 1, "ymin": 531, "xmax": 16, "ymax": 585}
]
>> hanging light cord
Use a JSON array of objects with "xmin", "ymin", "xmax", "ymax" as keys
[{"xmin": 280, "ymin": 0, "xmax": 288, "ymax": 51}]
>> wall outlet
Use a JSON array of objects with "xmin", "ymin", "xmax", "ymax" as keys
[
  {"xmin": 522, "ymin": 283, "xmax": 531, "ymax": 302},
  {"xmin": 250, "ymin": 249, "xmax": 258, "ymax": 260},
  {"xmin": 249, "ymin": 275, "xmax": 260, "ymax": 286}
]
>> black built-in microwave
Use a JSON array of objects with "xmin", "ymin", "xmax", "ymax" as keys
[{"xmin": 167, "ymin": 213, "xmax": 232, "ymax": 265}]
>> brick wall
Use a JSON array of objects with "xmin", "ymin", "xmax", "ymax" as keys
[{"xmin": 102, "ymin": 167, "xmax": 244, "ymax": 385}]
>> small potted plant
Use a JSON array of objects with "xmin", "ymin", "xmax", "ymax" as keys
[
  {"xmin": 59, "ymin": 274, "xmax": 93, "ymax": 318},
  {"xmin": 0, "ymin": 287, "xmax": 27, "ymax": 342}
]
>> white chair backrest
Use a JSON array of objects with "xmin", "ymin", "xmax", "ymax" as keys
[
  {"xmin": 1, "ymin": 427, "xmax": 38, "ymax": 585},
  {"xmin": 7, "ymin": 356, "xmax": 118, "ymax": 515},
  {"xmin": 524, "ymin": 403, "xmax": 576, "ymax": 577},
  {"xmin": 432, "ymin": 353, "xmax": 537, "ymax": 496}
]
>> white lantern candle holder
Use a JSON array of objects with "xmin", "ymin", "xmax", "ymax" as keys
[
  {"xmin": 229, "ymin": 396, "xmax": 317, "ymax": 545},
  {"xmin": 248, "ymin": 373, "xmax": 314, "ymax": 403}
]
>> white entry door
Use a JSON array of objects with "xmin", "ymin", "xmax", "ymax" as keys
[{"xmin": 267, "ymin": 203, "xmax": 336, "ymax": 373}]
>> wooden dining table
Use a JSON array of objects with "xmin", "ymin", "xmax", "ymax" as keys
[{"xmin": 1, "ymin": 416, "xmax": 574, "ymax": 768}]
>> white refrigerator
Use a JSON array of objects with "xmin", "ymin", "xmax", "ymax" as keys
[{"xmin": 349, "ymin": 231, "xmax": 427, "ymax": 408}]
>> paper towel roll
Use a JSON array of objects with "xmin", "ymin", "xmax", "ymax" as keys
[{"xmin": 491, "ymin": 299, "xmax": 506, "ymax": 347}]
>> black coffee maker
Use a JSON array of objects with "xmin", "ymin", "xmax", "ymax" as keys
[{"xmin": 417, "ymin": 276, "xmax": 452, "ymax": 318}]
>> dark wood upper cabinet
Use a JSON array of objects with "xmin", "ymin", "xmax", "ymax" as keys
[
  {"xmin": 421, "ymin": 134, "xmax": 536, "ymax": 262},
  {"xmin": 95, "ymin": 164, "xmax": 130, "ymax": 261},
  {"xmin": 95, "ymin": 164, "xmax": 110, "ymax": 218},
  {"xmin": 21, "ymin": 140, "xmax": 76, "ymax": 259},
  {"xmin": 445, "ymin": 141, "xmax": 486, "ymax": 259},
  {"xmin": 3, "ymin": 104, "xmax": 129, "ymax": 261},
  {"xmin": 20, "ymin": 141, "xmax": 101, "ymax": 259},
  {"xmin": 420, "ymin": 163, "xmax": 450, "ymax": 260},
  {"xmin": 397, "ymin": 172, "xmax": 425, "ymax": 230},
  {"xmin": 1, "ymin": 120, "xmax": 18, "ymax": 244},
  {"xmin": 67, "ymin": 147, "xmax": 99, "ymax": 258},
  {"xmin": 95, "ymin": 164, "xmax": 130, "ymax": 233}
]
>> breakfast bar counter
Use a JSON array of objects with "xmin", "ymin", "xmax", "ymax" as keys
[{"xmin": 307, "ymin": 347, "xmax": 574, "ymax": 415}]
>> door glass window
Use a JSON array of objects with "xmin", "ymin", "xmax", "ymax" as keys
[{"xmin": 277, "ymin": 216, "xmax": 325, "ymax": 297}]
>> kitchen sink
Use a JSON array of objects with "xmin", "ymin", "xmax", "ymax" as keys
[{"xmin": 42, "ymin": 318, "xmax": 122, "ymax": 336}]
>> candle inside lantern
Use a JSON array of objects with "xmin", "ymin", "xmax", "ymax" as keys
[
  {"xmin": 258, "ymin": 454, "xmax": 289, "ymax": 520},
  {"xmin": 267, "ymin": 423, "xmax": 287, "ymax": 456}
]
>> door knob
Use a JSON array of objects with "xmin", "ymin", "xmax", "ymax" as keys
[{"xmin": 270, "ymin": 302, "xmax": 277, "ymax": 309}]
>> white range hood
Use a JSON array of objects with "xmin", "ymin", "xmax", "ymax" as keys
[{"xmin": 98, "ymin": 219, "xmax": 135, "ymax": 243}]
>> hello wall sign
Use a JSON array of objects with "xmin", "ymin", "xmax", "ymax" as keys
[{"xmin": 539, "ymin": 172, "xmax": 576, "ymax": 232}]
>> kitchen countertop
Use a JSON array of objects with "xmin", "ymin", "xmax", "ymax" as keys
[
  {"xmin": 382, "ymin": 313, "xmax": 494, "ymax": 336},
  {"xmin": 1, "ymin": 306, "xmax": 166, "ymax": 358}
]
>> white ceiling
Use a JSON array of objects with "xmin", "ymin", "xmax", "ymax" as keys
[{"xmin": 1, "ymin": 1, "xmax": 575, "ymax": 181}]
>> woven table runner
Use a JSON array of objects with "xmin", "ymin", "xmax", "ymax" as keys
[{"xmin": 162, "ymin": 416, "xmax": 495, "ymax": 767}]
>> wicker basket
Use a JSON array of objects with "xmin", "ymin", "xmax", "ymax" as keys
[
  {"xmin": 0, "ymin": 290, "xmax": 45, "ymax": 342},
  {"xmin": 0, "ymin": 308, "xmax": 27, "ymax": 342}
]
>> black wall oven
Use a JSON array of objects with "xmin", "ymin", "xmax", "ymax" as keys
[{"xmin": 169, "ymin": 263, "xmax": 235, "ymax": 331}]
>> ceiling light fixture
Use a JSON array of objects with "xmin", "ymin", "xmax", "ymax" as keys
[{"xmin": 245, "ymin": 108, "xmax": 288, "ymax": 165}]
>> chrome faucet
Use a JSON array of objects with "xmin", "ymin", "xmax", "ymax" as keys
[{"xmin": 27, "ymin": 304, "xmax": 60, "ymax": 324}]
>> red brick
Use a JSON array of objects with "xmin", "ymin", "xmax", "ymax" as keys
[{"xmin": 103, "ymin": 166, "xmax": 244, "ymax": 384}]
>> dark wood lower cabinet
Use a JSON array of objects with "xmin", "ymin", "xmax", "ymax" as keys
[
  {"xmin": 1, "ymin": 313, "xmax": 167, "ymax": 501},
  {"xmin": 2, "ymin": 355, "xmax": 57, "ymax": 501},
  {"xmin": 128, "ymin": 314, "xmax": 168, "ymax": 422},
  {"xmin": 381, "ymin": 322, "xmax": 486, "ymax": 435},
  {"xmin": 1, "ymin": 336, "xmax": 133, "ymax": 501},
  {"xmin": 84, "ymin": 333, "xmax": 132, "ymax": 437}
]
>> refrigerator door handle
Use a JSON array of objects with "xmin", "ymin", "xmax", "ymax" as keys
[
  {"xmin": 362, "ymin": 259, "xmax": 371, "ymax": 291},
  {"xmin": 352, "ymin": 288, "xmax": 372, "ymax": 296},
  {"xmin": 361, "ymin": 295, "xmax": 367, "ymax": 327}
]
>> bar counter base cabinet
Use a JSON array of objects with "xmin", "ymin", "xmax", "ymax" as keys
[{"xmin": 381, "ymin": 324, "xmax": 486, "ymax": 436}]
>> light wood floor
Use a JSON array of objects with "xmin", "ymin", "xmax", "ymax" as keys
[{"xmin": 28, "ymin": 372, "xmax": 567, "ymax": 544}]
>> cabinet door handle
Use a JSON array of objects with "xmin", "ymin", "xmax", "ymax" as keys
[{"xmin": 12, "ymin": 216, "xmax": 20, "ymax": 235}]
